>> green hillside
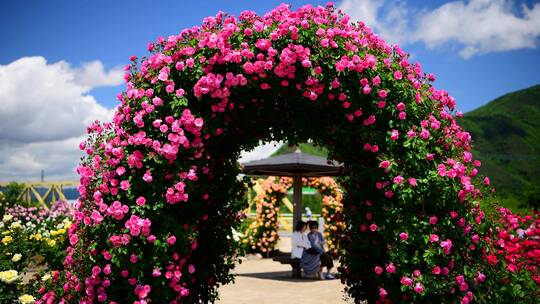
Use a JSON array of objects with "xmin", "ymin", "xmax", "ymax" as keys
[{"xmin": 458, "ymin": 84, "xmax": 540, "ymax": 209}]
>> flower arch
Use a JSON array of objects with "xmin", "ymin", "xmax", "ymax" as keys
[
  {"xmin": 242, "ymin": 176, "xmax": 345, "ymax": 256},
  {"xmin": 36, "ymin": 3, "xmax": 513, "ymax": 303},
  {"xmin": 243, "ymin": 176, "xmax": 289, "ymax": 254}
]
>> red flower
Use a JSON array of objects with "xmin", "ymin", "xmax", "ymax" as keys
[{"xmin": 486, "ymin": 254, "xmax": 498, "ymax": 265}]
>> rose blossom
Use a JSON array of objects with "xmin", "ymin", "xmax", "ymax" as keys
[{"xmin": 386, "ymin": 263, "xmax": 396, "ymax": 273}]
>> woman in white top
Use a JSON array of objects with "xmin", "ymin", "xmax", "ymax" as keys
[{"xmin": 291, "ymin": 221, "xmax": 311, "ymax": 278}]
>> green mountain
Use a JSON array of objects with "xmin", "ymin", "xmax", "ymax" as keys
[{"xmin": 458, "ymin": 84, "xmax": 540, "ymax": 206}]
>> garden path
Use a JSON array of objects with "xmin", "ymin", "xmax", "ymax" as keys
[{"xmin": 217, "ymin": 236, "xmax": 353, "ymax": 304}]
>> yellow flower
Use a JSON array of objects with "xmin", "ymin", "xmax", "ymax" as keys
[
  {"xmin": 0, "ymin": 270, "xmax": 19, "ymax": 283},
  {"xmin": 29, "ymin": 234, "xmax": 42, "ymax": 241},
  {"xmin": 18, "ymin": 294, "xmax": 35, "ymax": 304},
  {"xmin": 12, "ymin": 253, "xmax": 22, "ymax": 262},
  {"xmin": 10, "ymin": 222, "xmax": 22, "ymax": 229},
  {"xmin": 41, "ymin": 273, "xmax": 51, "ymax": 282},
  {"xmin": 1, "ymin": 235, "xmax": 13, "ymax": 245},
  {"xmin": 47, "ymin": 239, "xmax": 56, "ymax": 247},
  {"xmin": 50, "ymin": 228, "xmax": 66, "ymax": 237},
  {"xmin": 2, "ymin": 214, "xmax": 13, "ymax": 222}
]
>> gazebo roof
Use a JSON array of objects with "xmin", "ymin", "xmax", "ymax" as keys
[{"xmin": 240, "ymin": 149, "xmax": 344, "ymax": 177}]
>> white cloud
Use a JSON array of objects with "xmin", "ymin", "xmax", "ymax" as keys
[
  {"xmin": 339, "ymin": 0, "xmax": 540, "ymax": 58},
  {"xmin": 73, "ymin": 60, "xmax": 124, "ymax": 87},
  {"xmin": 417, "ymin": 0, "xmax": 540, "ymax": 58},
  {"xmin": 0, "ymin": 57, "xmax": 115, "ymax": 143},
  {"xmin": 0, "ymin": 137, "xmax": 84, "ymax": 181},
  {"xmin": 339, "ymin": 0, "xmax": 413, "ymax": 44},
  {"xmin": 0, "ymin": 56, "xmax": 119, "ymax": 181}
]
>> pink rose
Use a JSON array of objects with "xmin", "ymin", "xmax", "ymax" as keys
[
  {"xmin": 379, "ymin": 288, "xmax": 388, "ymax": 299},
  {"xmin": 393, "ymin": 175, "xmax": 404, "ymax": 184},
  {"xmin": 120, "ymin": 180, "xmax": 130, "ymax": 191},
  {"xmin": 441, "ymin": 239, "xmax": 452, "ymax": 255},
  {"xmin": 386, "ymin": 263, "xmax": 396, "ymax": 273},
  {"xmin": 399, "ymin": 232, "xmax": 408, "ymax": 241},
  {"xmin": 400, "ymin": 276, "xmax": 413, "ymax": 286},
  {"xmin": 136, "ymin": 196, "xmax": 146, "ymax": 206},
  {"xmin": 116, "ymin": 166, "xmax": 126, "ymax": 176},
  {"xmin": 390, "ymin": 130, "xmax": 399, "ymax": 140},
  {"xmin": 414, "ymin": 283, "xmax": 424, "ymax": 294}
]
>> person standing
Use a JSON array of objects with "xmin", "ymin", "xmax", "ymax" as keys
[{"xmin": 290, "ymin": 220, "xmax": 310, "ymax": 278}]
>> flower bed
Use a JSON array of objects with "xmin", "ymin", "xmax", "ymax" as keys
[{"xmin": 0, "ymin": 201, "xmax": 73, "ymax": 304}]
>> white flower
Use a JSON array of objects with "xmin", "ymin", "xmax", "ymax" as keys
[
  {"xmin": 231, "ymin": 228, "xmax": 243, "ymax": 242},
  {"xmin": 2, "ymin": 214, "xmax": 13, "ymax": 222}
]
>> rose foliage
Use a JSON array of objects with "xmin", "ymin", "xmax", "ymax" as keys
[{"xmin": 36, "ymin": 3, "xmax": 538, "ymax": 303}]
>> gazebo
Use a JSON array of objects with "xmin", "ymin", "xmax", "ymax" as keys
[{"xmin": 240, "ymin": 148, "xmax": 344, "ymax": 229}]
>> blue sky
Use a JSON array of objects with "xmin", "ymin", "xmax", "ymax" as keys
[
  {"xmin": 1, "ymin": 0, "xmax": 539, "ymax": 180},
  {"xmin": 2, "ymin": 0, "xmax": 539, "ymax": 110}
]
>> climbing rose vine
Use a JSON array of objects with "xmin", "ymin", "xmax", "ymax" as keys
[{"xmin": 36, "ymin": 3, "xmax": 538, "ymax": 303}]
